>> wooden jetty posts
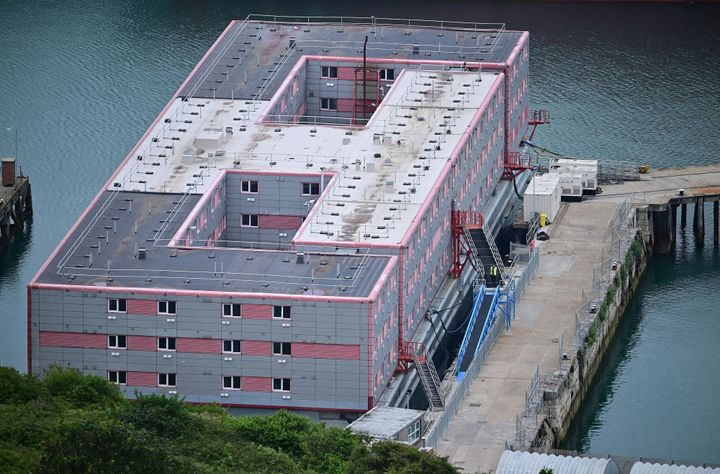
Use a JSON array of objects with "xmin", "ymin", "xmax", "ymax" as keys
[{"xmin": 0, "ymin": 157, "xmax": 33, "ymax": 250}]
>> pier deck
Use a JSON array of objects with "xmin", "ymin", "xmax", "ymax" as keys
[{"xmin": 436, "ymin": 165, "xmax": 720, "ymax": 471}]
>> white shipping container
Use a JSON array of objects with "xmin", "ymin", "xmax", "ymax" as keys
[
  {"xmin": 548, "ymin": 158, "xmax": 598, "ymax": 192},
  {"xmin": 524, "ymin": 173, "xmax": 561, "ymax": 222},
  {"xmin": 558, "ymin": 173, "xmax": 583, "ymax": 199}
]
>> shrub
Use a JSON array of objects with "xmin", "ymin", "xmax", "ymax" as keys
[
  {"xmin": 588, "ymin": 321, "xmax": 599, "ymax": 345},
  {"xmin": 630, "ymin": 240, "xmax": 644, "ymax": 258},
  {"xmin": 0, "ymin": 367, "xmax": 45, "ymax": 404},
  {"xmin": 598, "ymin": 302, "xmax": 608, "ymax": 321},
  {"xmin": 121, "ymin": 393, "xmax": 190, "ymax": 437},
  {"xmin": 44, "ymin": 366, "xmax": 123, "ymax": 408},
  {"xmin": 346, "ymin": 440, "xmax": 457, "ymax": 474}
]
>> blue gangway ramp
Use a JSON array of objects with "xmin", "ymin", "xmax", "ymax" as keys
[{"xmin": 456, "ymin": 286, "xmax": 501, "ymax": 380}]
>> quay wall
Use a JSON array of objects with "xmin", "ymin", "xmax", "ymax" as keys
[{"xmin": 521, "ymin": 231, "xmax": 649, "ymax": 449}]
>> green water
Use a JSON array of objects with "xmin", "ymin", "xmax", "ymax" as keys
[{"xmin": 1, "ymin": 0, "xmax": 719, "ymax": 464}]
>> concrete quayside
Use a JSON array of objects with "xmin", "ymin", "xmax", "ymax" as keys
[{"xmin": 428, "ymin": 164, "xmax": 720, "ymax": 472}]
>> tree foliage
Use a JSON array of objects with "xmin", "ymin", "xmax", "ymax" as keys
[{"xmin": 0, "ymin": 367, "xmax": 458, "ymax": 473}]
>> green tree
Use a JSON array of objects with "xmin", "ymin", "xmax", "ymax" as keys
[{"xmin": 345, "ymin": 440, "xmax": 457, "ymax": 474}]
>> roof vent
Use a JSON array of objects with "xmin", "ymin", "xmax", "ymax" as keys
[{"xmin": 296, "ymin": 252, "xmax": 305, "ymax": 264}]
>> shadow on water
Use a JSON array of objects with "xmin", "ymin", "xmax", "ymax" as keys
[{"xmin": 0, "ymin": 221, "xmax": 33, "ymax": 290}]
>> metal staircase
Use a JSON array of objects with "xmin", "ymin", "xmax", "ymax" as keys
[
  {"xmin": 414, "ymin": 352, "xmax": 444, "ymax": 411},
  {"xmin": 483, "ymin": 226, "xmax": 507, "ymax": 281},
  {"xmin": 462, "ymin": 226, "xmax": 485, "ymax": 280}
]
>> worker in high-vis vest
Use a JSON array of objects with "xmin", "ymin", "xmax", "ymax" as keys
[{"xmin": 490, "ymin": 265, "xmax": 497, "ymax": 284}]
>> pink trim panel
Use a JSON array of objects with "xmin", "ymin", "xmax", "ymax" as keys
[
  {"xmin": 258, "ymin": 215, "xmax": 303, "ymax": 230},
  {"xmin": 127, "ymin": 371, "xmax": 156, "ymax": 387},
  {"xmin": 242, "ymin": 376, "xmax": 271, "ymax": 392},
  {"xmin": 127, "ymin": 336, "xmax": 156, "ymax": 351},
  {"xmin": 39, "ymin": 331, "xmax": 105, "ymax": 349},
  {"xmin": 337, "ymin": 66, "xmax": 355, "ymax": 80},
  {"xmin": 177, "ymin": 338, "xmax": 220, "ymax": 354},
  {"xmin": 242, "ymin": 304, "xmax": 272, "ymax": 319},
  {"xmin": 127, "ymin": 299, "xmax": 157, "ymax": 315},
  {"xmin": 293, "ymin": 342, "xmax": 360, "ymax": 360},
  {"xmin": 241, "ymin": 340, "xmax": 271, "ymax": 356}
]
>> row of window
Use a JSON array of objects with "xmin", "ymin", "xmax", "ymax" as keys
[
  {"xmin": 107, "ymin": 336, "xmax": 292, "ymax": 355},
  {"xmin": 107, "ymin": 371, "xmax": 291, "ymax": 392},
  {"xmin": 239, "ymin": 180, "xmax": 320, "ymax": 196},
  {"xmin": 108, "ymin": 300, "xmax": 292, "ymax": 319},
  {"xmin": 319, "ymin": 65, "xmax": 395, "ymax": 81}
]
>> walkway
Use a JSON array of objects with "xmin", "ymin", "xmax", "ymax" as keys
[{"xmin": 436, "ymin": 199, "xmax": 619, "ymax": 473}]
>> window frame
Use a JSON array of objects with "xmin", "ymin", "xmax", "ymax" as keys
[
  {"xmin": 157, "ymin": 300, "xmax": 177, "ymax": 315},
  {"xmin": 240, "ymin": 180, "xmax": 259, "ymax": 194},
  {"xmin": 241, "ymin": 214, "xmax": 259, "ymax": 228},
  {"xmin": 320, "ymin": 66, "xmax": 338, "ymax": 79},
  {"xmin": 223, "ymin": 339, "xmax": 241, "ymax": 354},
  {"xmin": 108, "ymin": 370, "xmax": 127, "ymax": 385},
  {"xmin": 379, "ymin": 68, "xmax": 395, "ymax": 81},
  {"xmin": 158, "ymin": 373, "xmax": 176, "ymax": 387},
  {"xmin": 301, "ymin": 182, "xmax": 320, "ymax": 196},
  {"xmin": 272, "ymin": 377, "xmax": 291, "ymax": 392},
  {"xmin": 107, "ymin": 335, "xmax": 127, "ymax": 349},
  {"xmin": 320, "ymin": 97, "xmax": 337, "ymax": 111},
  {"xmin": 108, "ymin": 298, "xmax": 127, "ymax": 313},
  {"xmin": 272, "ymin": 341, "xmax": 291, "ymax": 356},
  {"xmin": 407, "ymin": 419, "xmax": 421, "ymax": 443},
  {"xmin": 222, "ymin": 303, "xmax": 241, "ymax": 318},
  {"xmin": 158, "ymin": 337, "xmax": 176, "ymax": 351},
  {"xmin": 223, "ymin": 375, "xmax": 241, "ymax": 390},
  {"xmin": 272, "ymin": 305, "xmax": 291, "ymax": 320}
]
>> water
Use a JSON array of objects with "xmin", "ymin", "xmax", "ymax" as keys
[{"xmin": 1, "ymin": 0, "xmax": 718, "ymax": 463}]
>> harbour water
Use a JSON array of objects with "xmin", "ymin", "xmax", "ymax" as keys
[{"xmin": 1, "ymin": 0, "xmax": 718, "ymax": 464}]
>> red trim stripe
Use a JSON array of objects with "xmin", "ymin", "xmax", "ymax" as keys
[
  {"xmin": 242, "ymin": 304, "xmax": 271, "ymax": 319},
  {"xmin": 294, "ymin": 343, "xmax": 360, "ymax": 360},
  {"xmin": 242, "ymin": 340, "xmax": 271, "ymax": 356},
  {"xmin": 127, "ymin": 299, "xmax": 156, "ymax": 315},
  {"xmin": 39, "ymin": 331, "xmax": 106, "ymax": 349},
  {"xmin": 242, "ymin": 376, "xmax": 271, "ymax": 392},
  {"xmin": 127, "ymin": 371, "xmax": 156, "ymax": 387},
  {"xmin": 258, "ymin": 214, "xmax": 303, "ymax": 230},
  {"xmin": 127, "ymin": 335, "xmax": 156, "ymax": 351}
]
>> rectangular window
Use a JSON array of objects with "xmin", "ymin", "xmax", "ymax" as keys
[
  {"xmin": 158, "ymin": 301, "xmax": 176, "ymax": 315},
  {"xmin": 158, "ymin": 337, "xmax": 176, "ymax": 351},
  {"xmin": 241, "ymin": 214, "xmax": 259, "ymax": 227},
  {"xmin": 273, "ymin": 305, "xmax": 291, "ymax": 319},
  {"xmin": 223, "ymin": 303, "xmax": 241, "ymax": 317},
  {"xmin": 158, "ymin": 373, "xmax": 176, "ymax": 387},
  {"xmin": 379, "ymin": 68, "xmax": 395, "ymax": 81},
  {"xmin": 108, "ymin": 371, "xmax": 127, "ymax": 385},
  {"xmin": 241, "ymin": 180, "xmax": 258, "ymax": 193},
  {"xmin": 320, "ymin": 66, "xmax": 338, "ymax": 79},
  {"xmin": 108, "ymin": 298, "xmax": 127, "ymax": 313},
  {"xmin": 272, "ymin": 378, "xmax": 291, "ymax": 392},
  {"xmin": 223, "ymin": 340, "xmax": 241, "ymax": 353},
  {"xmin": 223, "ymin": 376, "xmax": 241, "ymax": 390},
  {"xmin": 108, "ymin": 335, "xmax": 127, "ymax": 349},
  {"xmin": 272, "ymin": 342, "xmax": 291, "ymax": 356},
  {"xmin": 302, "ymin": 182, "xmax": 320, "ymax": 196},
  {"xmin": 320, "ymin": 98, "xmax": 337, "ymax": 111},
  {"xmin": 408, "ymin": 419, "xmax": 421, "ymax": 443}
]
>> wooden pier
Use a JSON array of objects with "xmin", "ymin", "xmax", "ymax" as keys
[{"xmin": 0, "ymin": 157, "xmax": 33, "ymax": 250}]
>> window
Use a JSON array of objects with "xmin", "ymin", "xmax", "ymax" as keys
[
  {"xmin": 273, "ymin": 378, "xmax": 291, "ymax": 392},
  {"xmin": 241, "ymin": 180, "xmax": 258, "ymax": 193},
  {"xmin": 108, "ymin": 371, "xmax": 127, "ymax": 385},
  {"xmin": 408, "ymin": 419, "xmax": 421, "ymax": 443},
  {"xmin": 320, "ymin": 98, "xmax": 337, "ymax": 111},
  {"xmin": 320, "ymin": 66, "xmax": 338, "ymax": 78},
  {"xmin": 158, "ymin": 337, "xmax": 176, "ymax": 351},
  {"xmin": 379, "ymin": 68, "xmax": 395, "ymax": 81},
  {"xmin": 108, "ymin": 335, "xmax": 127, "ymax": 349},
  {"xmin": 273, "ymin": 305, "xmax": 291, "ymax": 319},
  {"xmin": 223, "ymin": 303, "xmax": 241, "ymax": 317},
  {"xmin": 302, "ymin": 182, "xmax": 320, "ymax": 196},
  {"xmin": 241, "ymin": 214, "xmax": 258, "ymax": 227},
  {"xmin": 272, "ymin": 342, "xmax": 291, "ymax": 356},
  {"xmin": 223, "ymin": 376, "xmax": 241, "ymax": 390},
  {"xmin": 158, "ymin": 373, "xmax": 176, "ymax": 387},
  {"xmin": 158, "ymin": 301, "xmax": 176, "ymax": 315},
  {"xmin": 108, "ymin": 298, "xmax": 126, "ymax": 313},
  {"xmin": 223, "ymin": 340, "xmax": 241, "ymax": 353}
]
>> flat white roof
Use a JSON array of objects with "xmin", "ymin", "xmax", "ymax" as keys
[
  {"xmin": 110, "ymin": 67, "xmax": 500, "ymax": 245},
  {"xmin": 525, "ymin": 173, "xmax": 560, "ymax": 196},
  {"xmin": 348, "ymin": 406, "xmax": 424, "ymax": 438}
]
